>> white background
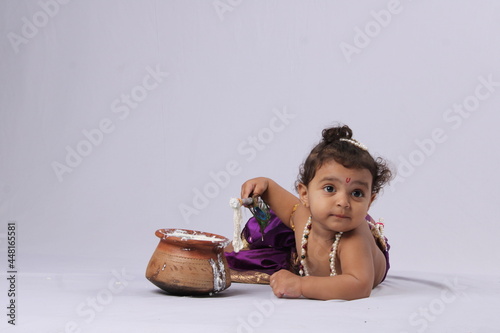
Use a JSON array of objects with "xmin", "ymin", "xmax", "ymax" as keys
[{"xmin": 1, "ymin": 0, "xmax": 500, "ymax": 282}]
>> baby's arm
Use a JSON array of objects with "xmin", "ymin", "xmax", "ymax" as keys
[
  {"xmin": 271, "ymin": 233, "xmax": 375, "ymax": 300},
  {"xmin": 299, "ymin": 273, "xmax": 373, "ymax": 301},
  {"xmin": 241, "ymin": 177, "xmax": 300, "ymax": 229}
]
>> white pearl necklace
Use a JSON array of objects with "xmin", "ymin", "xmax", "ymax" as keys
[{"xmin": 299, "ymin": 216, "xmax": 343, "ymax": 277}]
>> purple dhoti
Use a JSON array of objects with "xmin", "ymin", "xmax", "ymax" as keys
[{"xmin": 224, "ymin": 212, "xmax": 296, "ymax": 282}]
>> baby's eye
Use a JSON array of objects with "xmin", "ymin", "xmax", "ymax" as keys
[
  {"xmin": 324, "ymin": 185, "xmax": 335, "ymax": 193},
  {"xmin": 352, "ymin": 190, "xmax": 364, "ymax": 198}
]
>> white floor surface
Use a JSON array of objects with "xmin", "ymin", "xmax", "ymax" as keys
[{"xmin": 2, "ymin": 269, "xmax": 499, "ymax": 333}]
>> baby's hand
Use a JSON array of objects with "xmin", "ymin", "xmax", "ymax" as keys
[
  {"xmin": 241, "ymin": 177, "xmax": 269, "ymax": 203},
  {"xmin": 269, "ymin": 270, "xmax": 302, "ymax": 298}
]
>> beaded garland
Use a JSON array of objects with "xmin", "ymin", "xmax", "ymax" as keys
[
  {"xmin": 299, "ymin": 216, "xmax": 343, "ymax": 277},
  {"xmin": 298, "ymin": 216, "xmax": 387, "ymax": 277}
]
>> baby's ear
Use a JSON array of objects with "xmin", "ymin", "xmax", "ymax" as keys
[
  {"xmin": 369, "ymin": 193, "xmax": 377, "ymax": 207},
  {"xmin": 297, "ymin": 183, "xmax": 309, "ymax": 208}
]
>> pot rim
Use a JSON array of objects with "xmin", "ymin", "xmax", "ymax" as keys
[{"xmin": 155, "ymin": 228, "xmax": 230, "ymax": 247}]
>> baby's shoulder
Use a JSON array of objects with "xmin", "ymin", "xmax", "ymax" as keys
[{"xmin": 340, "ymin": 226, "xmax": 373, "ymax": 249}]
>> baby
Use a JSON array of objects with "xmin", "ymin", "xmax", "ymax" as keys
[{"xmin": 227, "ymin": 125, "xmax": 392, "ymax": 300}]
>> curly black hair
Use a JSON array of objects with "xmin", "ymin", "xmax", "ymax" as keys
[{"xmin": 296, "ymin": 125, "xmax": 392, "ymax": 194}]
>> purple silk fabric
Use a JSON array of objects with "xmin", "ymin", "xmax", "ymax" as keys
[{"xmin": 225, "ymin": 212, "xmax": 296, "ymax": 274}]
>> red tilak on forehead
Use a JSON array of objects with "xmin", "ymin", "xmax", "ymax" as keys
[{"xmin": 346, "ymin": 178, "xmax": 351, "ymax": 183}]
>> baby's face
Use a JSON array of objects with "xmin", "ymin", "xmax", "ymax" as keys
[{"xmin": 301, "ymin": 160, "xmax": 374, "ymax": 233}]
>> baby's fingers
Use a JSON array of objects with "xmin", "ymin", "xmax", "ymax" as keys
[
  {"xmin": 240, "ymin": 181, "xmax": 257, "ymax": 200},
  {"xmin": 240, "ymin": 178, "xmax": 268, "ymax": 201}
]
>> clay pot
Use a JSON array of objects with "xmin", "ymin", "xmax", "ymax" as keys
[{"xmin": 145, "ymin": 228, "xmax": 232, "ymax": 295}]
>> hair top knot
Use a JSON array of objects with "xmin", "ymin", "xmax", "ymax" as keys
[{"xmin": 321, "ymin": 125, "xmax": 352, "ymax": 144}]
